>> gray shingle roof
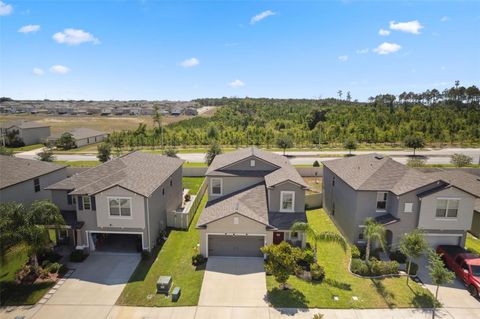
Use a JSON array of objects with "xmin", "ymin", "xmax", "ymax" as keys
[
  {"xmin": 206, "ymin": 147, "xmax": 307, "ymax": 188},
  {"xmin": 422, "ymin": 169, "xmax": 480, "ymax": 198},
  {"xmin": 268, "ymin": 212, "xmax": 307, "ymax": 230},
  {"xmin": 46, "ymin": 151, "xmax": 183, "ymax": 197},
  {"xmin": 0, "ymin": 155, "xmax": 65, "ymax": 189},
  {"xmin": 197, "ymin": 182, "xmax": 271, "ymax": 227},
  {"xmin": 0, "ymin": 120, "xmax": 49, "ymax": 129},
  {"xmin": 323, "ymin": 154, "xmax": 439, "ymax": 195},
  {"xmin": 48, "ymin": 128, "xmax": 107, "ymax": 140}
]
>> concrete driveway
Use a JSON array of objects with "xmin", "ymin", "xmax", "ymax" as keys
[
  {"xmin": 415, "ymin": 257, "xmax": 480, "ymax": 309},
  {"xmin": 46, "ymin": 252, "xmax": 140, "ymax": 306},
  {"xmin": 198, "ymin": 257, "xmax": 268, "ymax": 307}
]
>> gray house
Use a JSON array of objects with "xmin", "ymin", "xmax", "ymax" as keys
[
  {"xmin": 197, "ymin": 147, "xmax": 308, "ymax": 258},
  {"xmin": 46, "ymin": 151, "xmax": 184, "ymax": 252},
  {"xmin": 0, "ymin": 120, "xmax": 51, "ymax": 145},
  {"xmin": 0, "ymin": 156, "xmax": 68, "ymax": 206},
  {"xmin": 323, "ymin": 154, "xmax": 480, "ymax": 248},
  {"xmin": 47, "ymin": 128, "xmax": 108, "ymax": 147}
]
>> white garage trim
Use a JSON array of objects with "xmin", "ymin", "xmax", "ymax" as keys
[
  {"xmin": 424, "ymin": 233, "xmax": 463, "ymax": 237},
  {"xmin": 205, "ymin": 232, "xmax": 266, "ymax": 258},
  {"xmin": 86, "ymin": 230, "xmax": 145, "ymax": 251}
]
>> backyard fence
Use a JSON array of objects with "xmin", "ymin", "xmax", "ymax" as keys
[
  {"xmin": 167, "ymin": 178, "xmax": 208, "ymax": 229},
  {"xmin": 305, "ymin": 193, "xmax": 323, "ymax": 209}
]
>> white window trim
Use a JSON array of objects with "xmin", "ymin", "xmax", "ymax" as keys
[
  {"xmin": 357, "ymin": 225, "xmax": 366, "ymax": 244},
  {"xmin": 280, "ymin": 191, "xmax": 295, "ymax": 212},
  {"xmin": 435, "ymin": 198, "xmax": 460, "ymax": 220},
  {"xmin": 404, "ymin": 202, "xmax": 413, "ymax": 213},
  {"xmin": 210, "ymin": 178, "xmax": 223, "ymax": 196},
  {"xmin": 82, "ymin": 196, "xmax": 91, "ymax": 210},
  {"xmin": 250, "ymin": 159, "xmax": 255, "ymax": 167},
  {"xmin": 107, "ymin": 196, "xmax": 133, "ymax": 219},
  {"xmin": 376, "ymin": 191, "xmax": 388, "ymax": 212}
]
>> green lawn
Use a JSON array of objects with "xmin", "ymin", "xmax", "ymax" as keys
[
  {"xmin": 183, "ymin": 162, "xmax": 208, "ymax": 167},
  {"xmin": 466, "ymin": 233, "xmax": 480, "ymax": 255},
  {"xmin": 266, "ymin": 209, "xmax": 435, "ymax": 309},
  {"xmin": 54, "ymin": 160, "xmax": 100, "ymax": 167},
  {"xmin": 0, "ymin": 245, "xmax": 54, "ymax": 306},
  {"xmin": 182, "ymin": 177, "xmax": 205, "ymax": 194},
  {"xmin": 116, "ymin": 194, "xmax": 207, "ymax": 306},
  {"xmin": 10, "ymin": 144, "xmax": 44, "ymax": 152}
]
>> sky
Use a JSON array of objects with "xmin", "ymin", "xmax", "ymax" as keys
[{"xmin": 0, "ymin": 0, "xmax": 479, "ymax": 101}]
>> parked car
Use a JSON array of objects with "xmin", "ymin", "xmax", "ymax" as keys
[{"xmin": 436, "ymin": 245, "xmax": 480, "ymax": 297}]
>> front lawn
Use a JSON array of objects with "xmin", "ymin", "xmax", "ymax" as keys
[
  {"xmin": 266, "ymin": 209, "xmax": 435, "ymax": 309},
  {"xmin": 466, "ymin": 232, "xmax": 480, "ymax": 254},
  {"xmin": 10, "ymin": 144, "xmax": 44, "ymax": 152},
  {"xmin": 116, "ymin": 194, "xmax": 207, "ymax": 306},
  {"xmin": 54, "ymin": 160, "xmax": 100, "ymax": 167},
  {"xmin": 182, "ymin": 177, "xmax": 205, "ymax": 194},
  {"xmin": 0, "ymin": 245, "xmax": 54, "ymax": 306}
]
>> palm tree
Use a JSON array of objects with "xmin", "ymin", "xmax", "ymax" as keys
[
  {"xmin": 363, "ymin": 218, "xmax": 386, "ymax": 262},
  {"xmin": 291, "ymin": 222, "xmax": 346, "ymax": 263}
]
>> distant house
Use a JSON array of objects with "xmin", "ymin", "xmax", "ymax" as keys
[
  {"xmin": 141, "ymin": 107, "xmax": 154, "ymax": 115},
  {"xmin": 185, "ymin": 107, "xmax": 198, "ymax": 116},
  {"xmin": 323, "ymin": 154, "xmax": 480, "ymax": 248},
  {"xmin": 100, "ymin": 108, "xmax": 112, "ymax": 116},
  {"xmin": 0, "ymin": 156, "xmax": 68, "ymax": 206},
  {"xmin": 0, "ymin": 120, "xmax": 51, "ymax": 145},
  {"xmin": 47, "ymin": 128, "xmax": 108, "ymax": 147},
  {"xmin": 129, "ymin": 108, "xmax": 141, "ymax": 116},
  {"xmin": 171, "ymin": 108, "xmax": 182, "ymax": 116},
  {"xmin": 46, "ymin": 152, "xmax": 184, "ymax": 252}
]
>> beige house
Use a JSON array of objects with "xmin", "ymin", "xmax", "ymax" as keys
[
  {"xmin": 47, "ymin": 128, "xmax": 107, "ymax": 147},
  {"xmin": 0, "ymin": 120, "xmax": 50, "ymax": 145},
  {"xmin": 46, "ymin": 151, "xmax": 184, "ymax": 252},
  {"xmin": 197, "ymin": 147, "xmax": 308, "ymax": 258}
]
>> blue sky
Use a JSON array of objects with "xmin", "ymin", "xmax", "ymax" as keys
[{"xmin": 1, "ymin": 0, "xmax": 479, "ymax": 101}]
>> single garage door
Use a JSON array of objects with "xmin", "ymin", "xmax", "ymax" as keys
[
  {"xmin": 208, "ymin": 235, "xmax": 264, "ymax": 257},
  {"xmin": 425, "ymin": 234, "xmax": 462, "ymax": 249}
]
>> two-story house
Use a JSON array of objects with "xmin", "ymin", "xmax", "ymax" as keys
[
  {"xmin": 46, "ymin": 151, "xmax": 184, "ymax": 252},
  {"xmin": 0, "ymin": 120, "xmax": 51, "ymax": 146},
  {"xmin": 323, "ymin": 154, "xmax": 480, "ymax": 248},
  {"xmin": 196, "ymin": 147, "xmax": 308, "ymax": 258}
]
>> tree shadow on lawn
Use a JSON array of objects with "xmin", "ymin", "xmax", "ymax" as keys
[
  {"xmin": 407, "ymin": 283, "xmax": 436, "ymax": 308},
  {"xmin": 0, "ymin": 281, "xmax": 54, "ymax": 306},
  {"xmin": 324, "ymin": 278, "xmax": 352, "ymax": 291},
  {"xmin": 371, "ymin": 279, "xmax": 397, "ymax": 308},
  {"xmin": 126, "ymin": 244, "xmax": 162, "ymax": 283},
  {"xmin": 267, "ymin": 286, "xmax": 309, "ymax": 309}
]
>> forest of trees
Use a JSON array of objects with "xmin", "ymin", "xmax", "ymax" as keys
[{"xmin": 106, "ymin": 83, "xmax": 480, "ymax": 150}]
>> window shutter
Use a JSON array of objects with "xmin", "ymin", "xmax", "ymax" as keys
[
  {"xmin": 78, "ymin": 196, "xmax": 83, "ymax": 210},
  {"xmin": 67, "ymin": 194, "xmax": 72, "ymax": 205},
  {"xmin": 91, "ymin": 196, "xmax": 96, "ymax": 210}
]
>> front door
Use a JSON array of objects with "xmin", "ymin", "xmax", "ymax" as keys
[{"xmin": 273, "ymin": 232, "xmax": 284, "ymax": 245}]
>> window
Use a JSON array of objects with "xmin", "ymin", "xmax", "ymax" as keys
[
  {"xmin": 82, "ymin": 196, "xmax": 91, "ymax": 210},
  {"xmin": 280, "ymin": 191, "xmax": 295, "ymax": 212},
  {"xmin": 108, "ymin": 197, "xmax": 132, "ymax": 217},
  {"xmin": 376, "ymin": 192, "xmax": 388, "ymax": 211},
  {"xmin": 162, "ymin": 188, "xmax": 165, "ymax": 196},
  {"xmin": 233, "ymin": 217, "xmax": 239, "ymax": 225},
  {"xmin": 404, "ymin": 203, "xmax": 413, "ymax": 213},
  {"xmin": 250, "ymin": 159, "xmax": 255, "ymax": 167},
  {"xmin": 170, "ymin": 179, "xmax": 173, "ymax": 187},
  {"xmin": 436, "ymin": 199, "xmax": 459, "ymax": 218},
  {"xmin": 33, "ymin": 178, "xmax": 40, "ymax": 192},
  {"xmin": 211, "ymin": 178, "xmax": 222, "ymax": 195},
  {"xmin": 332, "ymin": 176, "xmax": 335, "ymax": 186},
  {"xmin": 358, "ymin": 225, "xmax": 366, "ymax": 242}
]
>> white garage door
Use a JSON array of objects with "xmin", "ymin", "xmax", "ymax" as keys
[{"xmin": 425, "ymin": 234, "xmax": 462, "ymax": 249}]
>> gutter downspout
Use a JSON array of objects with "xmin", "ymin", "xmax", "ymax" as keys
[{"xmin": 146, "ymin": 197, "xmax": 151, "ymax": 251}]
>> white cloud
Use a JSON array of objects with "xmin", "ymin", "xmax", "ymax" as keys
[
  {"xmin": 378, "ymin": 28, "xmax": 390, "ymax": 36},
  {"xmin": 389, "ymin": 20, "xmax": 424, "ymax": 34},
  {"xmin": 440, "ymin": 16, "xmax": 450, "ymax": 22},
  {"xmin": 180, "ymin": 57, "xmax": 199, "ymax": 68},
  {"xmin": 32, "ymin": 68, "xmax": 44, "ymax": 76},
  {"xmin": 50, "ymin": 65, "xmax": 70, "ymax": 74},
  {"xmin": 338, "ymin": 55, "xmax": 349, "ymax": 62},
  {"xmin": 373, "ymin": 42, "xmax": 401, "ymax": 55},
  {"xmin": 229, "ymin": 79, "xmax": 245, "ymax": 88},
  {"xmin": 53, "ymin": 28, "xmax": 99, "ymax": 45},
  {"xmin": 0, "ymin": 1, "xmax": 13, "ymax": 16},
  {"xmin": 18, "ymin": 24, "xmax": 40, "ymax": 33},
  {"xmin": 250, "ymin": 10, "xmax": 276, "ymax": 24},
  {"xmin": 356, "ymin": 48, "xmax": 369, "ymax": 54}
]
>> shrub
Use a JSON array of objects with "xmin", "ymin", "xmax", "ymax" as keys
[
  {"xmin": 351, "ymin": 258, "xmax": 369, "ymax": 276},
  {"xmin": 70, "ymin": 249, "xmax": 87, "ymax": 262},
  {"xmin": 184, "ymin": 193, "xmax": 191, "ymax": 202},
  {"xmin": 141, "ymin": 250, "xmax": 151, "ymax": 261},
  {"xmin": 407, "ymin": 262, "xmax": 419, "ymax": 275},
  {"xmin": 41, "ymin": 260, "xmax": 52, "ymax": 268},
  {"xmin": 350, "ymin": 245, "xmax": 361, "ymax": 259},
  {"xmin": 369, "ymin": 259, "xmax": 399, "ymax": 276},
  {"xmin": 47, "ymin": 262, "xmax": 62, "ymax": 274},
  {"xmin": 312, "ymin": 314, "xmax": 324, "ymax": 319},
  {"xmin": 39, "ymin": 251, "xmax": 62, "ymax": 264},
  {"xmin": 192, "ymin": 253, "xmax": 206, "ymax": 266},
  {"xmin": 389, "ymin": 250, "xmax": 407, "ymax": 263},
  {"xmin": 302, "ymin": 249, "xmax": 315, "ymax": 265},
  {"xmin": 310, "ymin": 263, "xmax": 325, "ymax": 282}
]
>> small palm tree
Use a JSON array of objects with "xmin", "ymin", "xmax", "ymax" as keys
[
  {"xmin": 291, "ymin": 222, "xmax": 346, "ymax": 263},
  {"xmin": 363, "ymin": 218, "xmax": 386, "ymax": 262}
]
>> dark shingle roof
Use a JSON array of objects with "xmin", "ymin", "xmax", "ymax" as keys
[
  {"xmin": 46, "ymin": 151, "xmax": 183, "ymax": 197},
  {"xmin": 197, "ymin": 182, "xmax": 271, "ymax": 227},
  {"xmin": 0, "ymin": 156, "xmax": 65, "ymax": 189},
  {"xmin": 374, "ymin": 213, "xmax": 400, "ymax": 226},
  {"xmin": 422, "ymin": 169, "xmax": 480, "ymax": 198},
  {"xmin": 268, "ymin": 212, "xmax": 307, "ymax": 230}
]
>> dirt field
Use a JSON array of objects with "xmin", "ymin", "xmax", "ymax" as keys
[{"xmin": 0, "ymin": 114, "xmax": 196, "ymax": 134}]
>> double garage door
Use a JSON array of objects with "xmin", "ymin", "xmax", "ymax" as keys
[
  {"xmin": 208, "ymin": 235, "xmax": 264, "ymax": 257},
  {"xmin": 425, "ymin": 234, "xmax": 462, "ymax": 249}
]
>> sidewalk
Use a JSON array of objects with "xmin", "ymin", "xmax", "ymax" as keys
[{"xmin": 2, "ymin": 304, "xmax": 479, "ymax": 319}]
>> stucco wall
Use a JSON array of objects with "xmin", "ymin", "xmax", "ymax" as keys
[
  {"xmin": 17, "ymin": 126, "xmax": 51, "ymax": 145},
  {"xmin": 268, "ymin": 181, "xmax": 305, "ymax": 213},
  {"xmin": 51, "ymin": 189, "xmax": 76, "ymax": 211},
  {"xmin": 207, "ymin": 176, "xmax": 263, "ymax": 200}
]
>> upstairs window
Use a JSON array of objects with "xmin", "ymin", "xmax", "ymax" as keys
[
  {"xmin": 33, "ymin": 178, "xmax": 40, "ymax": 192},
  {"xmin": 376, "ymin": 192, "xmax": 388, "ymax": 211},
  {"xmin": 436, "ymin": 199, "xmax": 459, "ymax": 218},
  {"xmin": 211, "ymin": 178, "xmax": 222, "ymax": 195},
  {"xmin": 109, "ymin": 197, "xmax": 132, "ymax": 217},
  {"xmin": 280, "ymin": 191, "xmax": 295, "ymax": 212},
  {"xmin": 82, "ymin": 196, "xmax": 91, "ymax": 210}
]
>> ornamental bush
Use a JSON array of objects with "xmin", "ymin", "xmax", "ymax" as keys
[
  {"xmin": 310, "ymin": 263, "xmax": 325, "ymax": 282},
  {"xmin": 351, "ymin": 258, "xmax": 369, "ymax": 276},
  {"xmin": 389, "ymin": 250, "xmax": 407, "ymax": 264}
]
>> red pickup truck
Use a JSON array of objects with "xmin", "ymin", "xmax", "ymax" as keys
[{"xmin": 436, "ymin": 245, "xmax": 480, "ymax": 297}]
